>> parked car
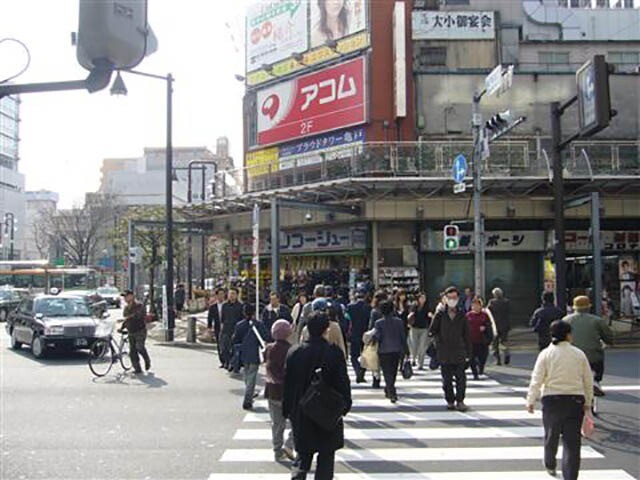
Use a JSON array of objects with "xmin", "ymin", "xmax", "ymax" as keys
[
  {"xmin": 97, "ymin": 286, "xmax": 121, "ymax": 308},
  {"xmin": 0, "ymin": 287, "xmax": 23, "ymax": 322},
  {"xmin": 6, "ymin": 295, "xmax": 109, "ymax": 358}
]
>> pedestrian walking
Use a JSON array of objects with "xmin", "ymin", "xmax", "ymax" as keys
[
  {"xmin": 121, "ymin": 289, "xmax": 151, "ymax": 374},
  {"xmin": 465, "ymin": 297, "xmax": 492, "ymax": 380},
  {"xmin": 346, "ymin": 288, "xmax": 372, "ymax": 383},
  {"xmin": 301, "ymin": 298, "xmax": 347, "ymax": 358},
  {"xmin": 564, "ymin": 295, "xmax": 614, "ymax": 397},
  {"xmin": 368, "ymin": 290, "xmax": 388, "ymax": 389},
  {"xmin": 283, "ymin": 311, "xmax": 352, "ymax": 480},
  {"xmin": 261, "ymin": 292, "xmax": 292, "ymax": 341},
  {"xmin": 298, "ymin": 285, "xmax": 326, "ymax": 341},
  {"xmin": 462, "ymin": 287, "xmax": 475, "ymax": 313},
  {"xmin": 373, "ymin": 300, "xmax": 407, "ymax": 403},
  {"xmin": 488, "ymin": 287, "xmax": 511, "ymax": 365},
  {"xmin": 208, "ymin": 287, "xmax": 226, "ymax": 364},
  {"xmin": 408, "ymin": 292, "xmax": 430, "ymax": 370},
  {"xmin": 264, "ymin": 319, "xmax": 295, "ymax": 463},
  {"xmin": 530, "ymin": 291, "xmax": 564, "ymax": 351},
  {"xmin": 232, "ymin": 303, "xmax": 268, "ymax": 410},
  {"xmin": 219, "ymin": 287, "xmax": 244, "ymax": 370},
  {"xmin": 174, "ymin": 284, "xmax": 186, "ymax": 314},
  {"xmin": 526, "ymin": 320, "xmax": 594, "ymax": 480},
  {"xmin": 428, "ymin": 286, "xmax": 472, "ymax": 411}
]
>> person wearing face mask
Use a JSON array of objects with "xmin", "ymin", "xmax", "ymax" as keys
[{"xmin": 428, "ymin": 286, "xmax": 472, "ymax": 411}]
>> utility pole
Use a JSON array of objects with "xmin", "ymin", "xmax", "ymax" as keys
[
  {"xmin": 551, "ymin": 100, "xmax": 568, "ymax": 313},
  {"xmin": 472, "ymin": 92, "xmax": 485, "ymax": 299}
]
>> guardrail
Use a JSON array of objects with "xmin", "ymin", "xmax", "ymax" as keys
[{"xmin": 211, "ymin": 140, "xmax": 639, "ymax": 197}]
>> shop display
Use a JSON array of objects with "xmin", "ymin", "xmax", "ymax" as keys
[{"xmin": 378, "ymin": 267, "xmax": 420, "ymax": 294}]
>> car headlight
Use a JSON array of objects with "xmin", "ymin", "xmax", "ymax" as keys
[{"xmin": 44, "ymin": 325, "xmax": 64, "ymax": 336}]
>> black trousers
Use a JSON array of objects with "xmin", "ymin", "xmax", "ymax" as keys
[
  {"xmin": 128, "ymin": 330, "xmax": 150, "ymax": 372},
  {"xmin": 440, "ymin": 363, "xmax": 466, "ymax": 404},
  {"xmin": 350, "ymin": 339, "xmax": 365, "ymax": 379},
  {"xmin": 590, "ymin": 360, "xmax": 604, "ymax": 383},
  {"xmin": 291, "ymin": 451, "xmax": 335, "ymax": 480},
  {"xmin": 542, "ymin": 395, "xmax": 585, "ymax": 480},
  {"xmin": 379, "ymin": 352, "xmax": 401, "ymax": 396},
  {"xmin": 469, "ymin": 343, "xmax": 489, "ymax": 377}
]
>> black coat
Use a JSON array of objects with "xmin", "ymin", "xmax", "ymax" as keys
[
  {"xmin": 232, "ymin": 319, "xmax": 268, "ymax": 365},
  {"xmin": 488, "ymin": 297, "xmax": 511, "ymax": 334},
  {"xmin": 283, "ymin": 337, "xmax": 352, "ymax": 455},
  {"xmin": 261, "ymin": 304, "xmax": 292, "ymax": 341},
  {"xmin": 221, "ymin": 301, "xmax": 244, "ymax": 336},
  {"xmin": 346, "ymin": 299, "xmax": 372, "ymax": 342},
  {"xmin": 428, "ymin": 307, "xmax": 471, "ymax": 365},
  {"xmin": 207, "ymin": 303, "xmax": 223, "ymax": 336},
  {"xmin": 530, "ymin": 302, "xmax": 563, "ymax": 345}
]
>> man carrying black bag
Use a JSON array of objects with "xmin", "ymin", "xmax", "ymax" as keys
[{"xmin": 283, "ymin": 311, "xmax": 352, "ymax": 480}]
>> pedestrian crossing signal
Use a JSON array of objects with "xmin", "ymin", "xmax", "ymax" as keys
[{"xmin": 444, "ymin": 225, "xmax": 459, "ymax": 251}]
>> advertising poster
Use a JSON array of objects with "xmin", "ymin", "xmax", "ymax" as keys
[
  {"xmin": 618, "ymin": 256, "xmax": 638, "ymax": 281},
  {"xmin": 256, "ymin": 56, "xmax": 367, "ymax": 146},
  {"xmin": 310, "ymin": 0, "xmax": 367, "ymax": 48},
  {"xmin": 412, "ymin": 11, "xmax": 495, "ymax": 40},
  {"xmin": 620, "ymin": 281, "xmax": 639, "ymax": 318},
  {"xmin": 246, "ymin": 1, "xmax": 308, "ymax": 72},
  {"xmin": 279, "ymin": 127, "xmax": 365, "ymax": 169},
  {"xmin": 246, "ymin": 147, "xmax": 279, "ymax": 177}
]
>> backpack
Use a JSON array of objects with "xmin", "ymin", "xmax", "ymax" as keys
[{"xmin": 299, "ymin": 344, "xmax": 347, "ymax": 432}]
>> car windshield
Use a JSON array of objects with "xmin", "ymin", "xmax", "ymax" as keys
[
  {"xmin": 0, "ymin": 290, "xmax": 13, "ymax": 300},
  {"xmin": 97, "ymin": 287, "xmax": 118, "ymax": 295},
  {"xmin": 35, "ymin": 298, "xmax": 92, "ymax": 317}
]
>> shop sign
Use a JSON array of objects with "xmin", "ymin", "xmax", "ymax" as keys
[
  {"xmin": 255, "ymin": 56, "xmax": 367, "ymax": 146},
  {"xmin": 412, "ymin": 11, "xmax": 495, "ymax": 40},
  {"xmin": 246, "ymin": 0, "xmax": 308, "ymax": 73},
  {"xmin": 279, "ymin": 127, "xmax": 365, "ymax": 170},
  {"xmin": 239, "ymin": 226, "xmax": 368, "ymax": 255},
  {"xmin": 246, "ymin": 147, "xmax": 279, "ymax": 178},
  {"xmin": 565, "ymin": 231, "xmax": 640, "ymax": 252},
  {"xmin": 424, "ymin": 230, "xmax": 545, "ymax": 253}
]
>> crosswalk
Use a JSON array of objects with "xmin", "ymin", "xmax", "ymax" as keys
[{"xmin": 209, "ymin": 365, "xmax": 636, "ymax": 479}]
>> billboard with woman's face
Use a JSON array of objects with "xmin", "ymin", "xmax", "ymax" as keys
[{"xmin": 310, "ymin": 0, "xmax": 367, "ymax": 48}]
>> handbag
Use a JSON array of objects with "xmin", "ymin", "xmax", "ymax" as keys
[
  {"xmin": 483, "ymin": 321, "xmax": 494, "ymax": 344},
  {"xmin": 360, "ymin": 341, "xmax": 379, "ymax": 371},
  {"xmin": 401, "ymin": 358, "xmax": 413, "ymax": 379},
  {"xmin": 299, "ymin": 346, "xmax": 347, "ymax": 432},
  {"xmin": 581, "ymin": 412, "xmax": 595, "ymax": 438},
  {"xmin": 427, "ymin": 341, "xmax": 440, "ymax": 370}
]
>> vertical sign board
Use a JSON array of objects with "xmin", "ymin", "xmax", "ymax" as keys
[
  {"xmin": 577, "ymin": 55, "xmax": 612, "ymax": 137},
  {"xmin": 252, "ymin": 204, "xmax": 260, "ymax": 320},
  {"xmin": 393, "ymin": 2, "xmax": 407, "ymax": 118}
]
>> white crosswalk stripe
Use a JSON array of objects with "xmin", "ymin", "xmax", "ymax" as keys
[{"xmin": 211, "ymin": 362, "xmax": 635, "ymax": 478}]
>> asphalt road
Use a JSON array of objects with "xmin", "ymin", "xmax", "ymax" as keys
[{"xmin": 1, "ymin": 322, "xmax": 638, "ymax": 480}]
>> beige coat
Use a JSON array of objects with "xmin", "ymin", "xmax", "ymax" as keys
[{"xmin": 301, "ymin": 320, "xmax": 347, "ymax": 359}]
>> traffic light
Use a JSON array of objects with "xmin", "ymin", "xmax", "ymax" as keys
[
  {"xmin": 443, "ymin": 225, "xmax": 460, "ymax": 251},
  {"xmin": 485, "ymin": 110, "xmax": 512, "ymax": 134}
]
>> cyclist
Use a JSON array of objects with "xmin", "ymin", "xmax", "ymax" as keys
[
  {"xmin": 564, "ymin": 296, "xmax": 613, "ymax": 397},
  {"xmin": 122, "ymin": 290, "xmax": 151, "ymax": 374}
]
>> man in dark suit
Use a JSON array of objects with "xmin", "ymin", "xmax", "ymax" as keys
[
  {"xmin": 207, "ymin": 287, "xmax": 226, "ymax": 366},
  {"xmin": 346, "ymin": 289, "xmax": 372, "ymax": 383},
  {"xmin": 261, "ymin": 291, "xmax": 292, "ymax": 341},
  {"xmin": 219, "ymin": 287, "xmax": 243, "ymax": 369},
  {"xmin": 284, "ymin": 311, "xmax": 352, "ymax": 480}
]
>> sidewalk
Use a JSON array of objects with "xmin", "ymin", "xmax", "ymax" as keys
[{"xmin": 147, "ymin": 311, "xmax": 216, "ymax": 349}]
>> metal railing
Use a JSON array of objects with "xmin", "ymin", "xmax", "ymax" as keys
[{"xmin": 210, "ymin": 140, "xmax": 639, "ymax": 198}]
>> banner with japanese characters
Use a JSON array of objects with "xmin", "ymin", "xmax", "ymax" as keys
[
  {"xmin": 423, "ymin": 230, "xmax": 545, "ymax": 253},
  {"xmin": 412, "ymin": 11, "xmax": 495, "ymax": 40},
  {"xmin": 279, "ymin": 127, "xmax": 365, "ymax": 170},
  {"xmin": 255, "ymin": 56, "xmax": 367, "ymax": 146},
  {"xmin": 239, "ymin": 225, "xmax": 368, "ymax": 255},
  {"xmin": 565, "ymin": 231, "xmax": 640, "ymax": 252}
]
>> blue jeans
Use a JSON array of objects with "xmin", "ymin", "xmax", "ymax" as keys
[{"xmin": 243, "ymin": 363, "xmax": 259, "ymax": 405}]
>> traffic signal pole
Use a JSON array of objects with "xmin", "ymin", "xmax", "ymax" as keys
[{"xmin": 472, "ymin": 90, "xmax": 486, "ymax": 299}]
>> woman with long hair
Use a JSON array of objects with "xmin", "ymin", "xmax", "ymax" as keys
[{"xmin": 312, "ymin": 0, "xmax": 349, "ymax": 46}]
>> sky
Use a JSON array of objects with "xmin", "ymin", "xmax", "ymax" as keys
[{"xmin": 0, "ymin": 0, "xmax": 249, "ymax": 208}]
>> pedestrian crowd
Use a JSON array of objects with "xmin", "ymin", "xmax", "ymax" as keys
[{"xmin": 200, "ymin": 284, "xmax": 613, "ymax": 480}]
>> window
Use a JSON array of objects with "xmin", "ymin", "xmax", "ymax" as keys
[
  {"xmin": 418, "ymin": 46, "xmax": 447, "ymax": 67},
  {"xmin": 445, "ymin": 0, "xmax": 470, "ymax": 4},
  {"xmin": 608, "ymin": 52, "xmax": 640, "ymax": 72},
  {"xmin": 538, "ymin": 51, "xmax": 570, "ymax": 64}
]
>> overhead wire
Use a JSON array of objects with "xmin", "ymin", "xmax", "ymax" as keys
[{"xmin": 0, "ymin": 37, "xmax": 31, "ymax": 84}]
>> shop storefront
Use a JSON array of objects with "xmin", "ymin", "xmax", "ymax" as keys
[
  {"xmin": 233, "ymin": 224, "xmax": 371, "ymax": 305},
  {"xmin": 421, "ymin": 229, "xmax": 546, "ymax": 326}
]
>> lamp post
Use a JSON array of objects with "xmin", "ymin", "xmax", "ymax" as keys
[
  {"xmin": 3, "ymin": 213, "xmax": 16, "ymax": 260},
  {"xmin": 111, "ymin": 70, "xmax": 175, "ymax": 341}
]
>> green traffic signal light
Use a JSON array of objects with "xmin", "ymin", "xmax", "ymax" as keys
[
  {"xmin": 445, "ymin": 238, "xmax": 459, "ymax": 251},
  {"xmin": 443, "ymin": 224, "xmax": 460, "ymax": 251}
]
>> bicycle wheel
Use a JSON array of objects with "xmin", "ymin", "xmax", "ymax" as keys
[
  {"xmin": 119, "ymin": 336, "xmax": 132, "ymax": 371},
  {"xmin": 88, "ymin": 339, "xmax": 114, "ymax": 377}
]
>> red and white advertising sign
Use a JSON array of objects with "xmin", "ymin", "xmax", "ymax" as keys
[{"xmin": 256, "ymin": 56, "xmax": 367, "ymax": 146}]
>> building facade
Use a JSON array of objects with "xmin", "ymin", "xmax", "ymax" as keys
[
  {"xmin": 191, "ymin": 0, "xmax": 639, "ymax": 325},
  {"xmin": 0, "ymin": 95, "xmax": 26, "ymax": 260},
  {"xmin": 22, "ymin": 190, "xmax": 59, "ymax": 260}
]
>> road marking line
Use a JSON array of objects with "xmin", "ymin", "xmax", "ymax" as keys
[
  {"xmin": 233, "ymin": 425, "xmax": 544, "ymax": 441},
  {"xmin": 220, "ymin": 446, "xmax": 602, "ymax": 462}
]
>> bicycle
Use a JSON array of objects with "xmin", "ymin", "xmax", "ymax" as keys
[{"xmin": 88, "ymin": 323, "xmax": 132, "ymax": 377}]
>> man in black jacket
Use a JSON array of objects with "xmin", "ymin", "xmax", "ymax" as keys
[
  {"xmin": 428, "ymin": 286, "xmax": 471, "ymax": 412},
  {"xmin": 261, "ymin": 291, "xmax": 292, "ymax": 341},
  {"xmin": 488, "ymin": 287, "xmax": 511, "ymax": 365},
  {"xmin": 346, "ymin": 289, "xmax": 372, "ymax": 383},
  {"xmin": 219, "ymin": 288, "xmax": 244, "ymax": 369},
  {"xmin": 530, "ymin": 291, "xmax": 563, "ymax": 351},
  {"xmin": 122, "ymin": 290, "xmax": 151, "ymax": 374},
  {"xmin": 284, "ymin": 311, "xmax": 351, "ymax": 480},
  {"xmin": 208, "ymin": 287, "xmax": 226, "ymax": 366}
]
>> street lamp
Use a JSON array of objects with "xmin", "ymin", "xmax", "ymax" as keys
[
  {"xmin": 3, "ymin": 213, "xmax": 16, "ymax": 260},
  {"xmin": 111, "ymin": 69, "xmax": 175, "ymax": 342}
]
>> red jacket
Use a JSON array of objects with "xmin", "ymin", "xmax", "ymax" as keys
[{"xmin": 466, "ymin": 311, "xmax": 491, "ymax": 345}]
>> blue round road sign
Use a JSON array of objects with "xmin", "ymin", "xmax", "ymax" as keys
[{"xmin": 452, "ymin": 154, "xmax": 468, "ymax": 183}]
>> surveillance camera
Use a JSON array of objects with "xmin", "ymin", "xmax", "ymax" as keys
[{"xmin": 305, "ymin": 212, "xmax": 313, "ymax": 221}]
